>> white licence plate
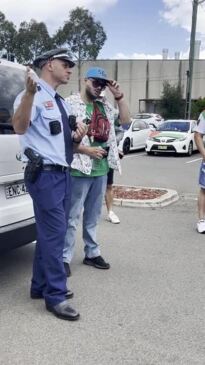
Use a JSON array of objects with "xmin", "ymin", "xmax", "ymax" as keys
[
  {"xmin": 158, "ymin": 145, "xmax": 167, "ymax": 150},
  {"xmin": 5, "ymin": 181, "xmax": 28, "ymax": 199}
]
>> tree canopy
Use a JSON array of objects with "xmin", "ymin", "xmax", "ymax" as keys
[
  {"xmin": 159, "ymin": 81, "xmax": 185, "ymax": 119},
  {"xmin": 14, "ymin": 20, "xmax": 53, "ymax": 64},
  {"xmin": 191, "ymin": 97, "xmax": 205, "ymax": 119},
  {"xmin": 0, "ymin": 12, "xmax": 17, "ymax": 57},
  {"xmin": 0, "ymin": 8, "xmax": 107, "ymax": 68},
  {"xmin": 54, "ymin": 7, "xmax": 107, "ymax": 62}
]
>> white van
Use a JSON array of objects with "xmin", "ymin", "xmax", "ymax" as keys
[{"xmin": 0, "ymin": 59, "xmax": 36, "ymax": 252}]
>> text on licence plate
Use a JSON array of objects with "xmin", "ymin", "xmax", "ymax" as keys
[
  {"xmin": 158, "ymin": 145, "xmax": 167, "ymax": 150},
  {"xmin": 5, "ymin": 181, "xmax": 28, "ymax": 199}
]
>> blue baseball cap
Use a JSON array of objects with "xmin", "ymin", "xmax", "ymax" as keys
[{"xmin": 85, "ymin": 67, "xmax": 109, "ymax": 81}]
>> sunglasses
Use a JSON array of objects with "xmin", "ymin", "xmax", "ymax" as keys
[{"xmin": 89, "ymin": 78, "xmax": 108, "ymax": 89}]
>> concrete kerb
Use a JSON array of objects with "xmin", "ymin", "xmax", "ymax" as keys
[{"xmin": 112, "ymin": 185, "xmax": 179, "ymax": 208}]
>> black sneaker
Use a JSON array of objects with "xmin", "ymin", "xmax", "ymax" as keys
[
  {"xmin": 83, "ymin": 255, "xmax": 110, "ymax": 269},
  {"xmin": 64, "ymin": 262, "xmax": 71, "ymax": 277}
]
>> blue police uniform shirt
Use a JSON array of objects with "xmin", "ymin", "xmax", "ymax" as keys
[{"xmin": 13, "ymin": 79, "xmax": 73, "ymax": 166}]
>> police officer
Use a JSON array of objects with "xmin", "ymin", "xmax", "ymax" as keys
[{"xmin": 12, "ymin": 49, "xmax": 87, "ymax": 320}]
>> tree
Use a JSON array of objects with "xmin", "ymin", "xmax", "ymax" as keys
[
  {"xmin": 0, "ymin": 12, "xmax": 17, "ymax": 58},
  {"xmin": 14, "ymin": 20, "xmax": 53, "ymax": 64},
  {"xmin": 191, "ymin": 97, "xmax": 205, "ymax": 119},
  {"xmin": 54, "ymin": 7, "xmax": 107, "ymax": 90},
  {"xmin": 159, "ymin": 81, "xmax": 185, "ymax": 119}
]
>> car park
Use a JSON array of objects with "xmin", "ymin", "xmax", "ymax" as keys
[
  {"xmin": 118, "ymin": 118, "xmax": 151, "ymax": 154},
  {"xmin": 0, "ymin": 59, "xmax": 36, "ymax": 252},
  {"xmin": 145, "ymin": 119, "xmax": 198, "ymax": 156},
  {"xmin": 134, "ymin": 113, "xmax": 164, "ymax": 128}
]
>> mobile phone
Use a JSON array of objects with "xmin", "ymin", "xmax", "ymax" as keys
[
  {"xmin": 102, "ymin": 146, "xmax": 110, "ymax": 158},
  {"xmin": 27, "ymin": 68, "xmax": 39, "ymax": 83}
]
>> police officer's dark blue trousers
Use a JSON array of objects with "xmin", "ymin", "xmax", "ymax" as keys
[{"xmin": 25, "ymin": 170, "xmax": 71, "ymax": 306}]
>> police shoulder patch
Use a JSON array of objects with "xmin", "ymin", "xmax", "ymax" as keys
[{"xmin": 43, "ymin": 100, "xmax": 54, "ymax": 110}]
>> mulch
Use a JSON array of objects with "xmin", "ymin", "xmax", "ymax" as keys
[{"xmin": 112, "ymin": 185, "xmax": 167, "ymax": 200}]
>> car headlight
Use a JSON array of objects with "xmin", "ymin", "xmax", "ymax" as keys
[{"xmin": 178, "ymin": 137, "xmax": 187, "ymax": 141}]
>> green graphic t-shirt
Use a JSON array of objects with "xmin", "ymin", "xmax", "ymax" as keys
[{"xmin": 71, "ymin": 102, "xmax": 109, "ymax": 177}]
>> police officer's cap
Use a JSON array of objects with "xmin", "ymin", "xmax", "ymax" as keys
[{"xmin": 33, "ymin": 48, "xmax": 75, "ymax": 69}]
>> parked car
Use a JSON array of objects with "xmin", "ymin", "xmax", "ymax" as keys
[
  {"xmin": 0, "ymin": 59, "xmax": 36, "ymax": 252},
  {"xmin": 134, "ymin": 113, "xmax": 164, "ymax": 128},
  {"xmin": 119, "ymin": 119, "xmax": 151, "ymax": 154},
  {"xmin": 145, "ymin": 119, "xmax": 198, "ymax": 156}
]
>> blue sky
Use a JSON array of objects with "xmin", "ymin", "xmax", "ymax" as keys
[
  {"xmin": 1, "ymin": 0, "xmax": 205, "ymax": 59},
  {"xmin": 97, "ymin": 0, "xmax": 190, "ymax": 59}
]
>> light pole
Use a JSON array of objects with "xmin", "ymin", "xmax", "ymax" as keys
[{"xmin": 185, "ymin": 0, "xmax": 205, "ymax": 119}]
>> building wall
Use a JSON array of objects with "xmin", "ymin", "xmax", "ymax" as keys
[{"xmin": 58, "ymin": 59, "xmax": 205, "ymax": 116}]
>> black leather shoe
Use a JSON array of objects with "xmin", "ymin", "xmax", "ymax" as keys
[
  {"xmin": 65, "ymin": 290, "xmax": 74, "ymax": 299},
  {"xmin": 83, "ymin": 255, "xmax": 110, "ymax": 269},
  {"xmin": 30, "ymin": 291, "xmax": 44, "ymax": 299},
  {"xmin": 46, "ymin": 300, "xmax": 80, "ymax": 321},
  {"xmin": 31, "ymin": 289, "xmax": 74, "ymax": 299},
  {"xmin": 64, "ymin": 262, "xmax": 71, "ymax": 277}
]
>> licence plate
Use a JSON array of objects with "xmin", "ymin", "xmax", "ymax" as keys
[
  {"xmin": 5, "ymin": 181, "xmax": 28, "ymax": 199},
  {"xmin": 158, "ymin": 145, "xmax": 167, "ymax": 150}
]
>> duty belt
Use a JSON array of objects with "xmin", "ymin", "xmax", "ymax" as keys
[{"xmin": 42, "ymin": 164, "xmax": 70, "ymax": 172}]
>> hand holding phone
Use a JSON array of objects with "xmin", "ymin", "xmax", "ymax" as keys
[{"xmin": 26, "ymin": 67, "xmax": 38, "ymax": 95}]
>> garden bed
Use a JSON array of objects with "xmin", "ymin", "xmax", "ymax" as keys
[{"xmin": 112, "ymin": 185, "xmax": 167, "ymax": 200}]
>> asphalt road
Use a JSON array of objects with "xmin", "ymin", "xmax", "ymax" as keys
[
  {"xmin": 1, "ymin": 151, "xmax": 205, "ymax": 365},
  {"xmin": 116, "ymin": 149, "xmax": 202, "ymax": 196}
]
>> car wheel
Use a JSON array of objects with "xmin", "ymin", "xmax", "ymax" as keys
[
  {"xmin": 187, "ymin": 142, "xmax": 193, "ymax": 156},
  {"xmin": 123, "ymin": 138, "xmax": 130, "ymax": 154}
]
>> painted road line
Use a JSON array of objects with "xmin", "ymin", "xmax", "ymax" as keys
[
  {"xmin": 124, "ymin": 152, "xmax": 146, "ymax": 159},
  {"xmin": 180, "ymin": 193, "xmax": 197, "ymax": 200},
  {"xmin": 186, "ymin": 157, "xmax": 202, "ymax": 164}
]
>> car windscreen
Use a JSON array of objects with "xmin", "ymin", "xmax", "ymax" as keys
[
  {"xmin": 0, "ymin": 63, "xmax": 25, "ymax": 134},
  {"xmin": 157, "ymin": 121, "xmax": 190, "ymax": 132}
]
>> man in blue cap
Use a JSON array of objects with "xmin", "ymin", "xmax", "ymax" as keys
[
  {"xmin": 63, "ymin": 66, "xmax": 130, "ymax": 277},
  {"xmin": 12, "ymin": 48, "xmax": 87, "ymax": 320}
]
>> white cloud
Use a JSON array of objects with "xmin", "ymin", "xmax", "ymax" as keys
[
  {"xmin": 161, "ymin": 0, "xmax": 205, "ymax": 34},
  {"xmin": 161, "ymin": 0, "xmax": 192, "ymax": 31},
  {"xmin": 111, "ymin": 50, "xmax": 204, "ymax": 60},
  {"xmin": 111, "ymin": 52, "xmax": 163, "ymax": 60},
  {"xmin": 0, "ymin": 0, "xmax": 117, "ymax": 33},
  {"xmin": 161, "ymin": 0, "xmax": 205, "ymax": 59}
]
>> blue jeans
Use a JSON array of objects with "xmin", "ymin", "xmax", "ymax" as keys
[
  {"xmin": 63, "ymin": 175, "xmax": 107, "ymax": 263},
  {"xmin": 199, "ymin": 161, "xmax": 205, "ymax": 188}
]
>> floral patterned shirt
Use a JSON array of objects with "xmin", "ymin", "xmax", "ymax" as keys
[{"xmin": 65, "ymin": 93, "xmax": 121, "ymax": 175}]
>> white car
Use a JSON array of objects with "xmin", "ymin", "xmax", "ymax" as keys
[
  {"xmin": 145, "ymin": 119, "xmax": 198, "ymax": 156},
  {"xmin": 0, "ymin": 59, "xmax": 36, "ymax": 252},
  {"xmin": 119, "ymin": 119, "xmax": 151, "ymax": 154},
  {"xmin": 134, "ymin": 113, "xmax": 164, "ymax": 128}
]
